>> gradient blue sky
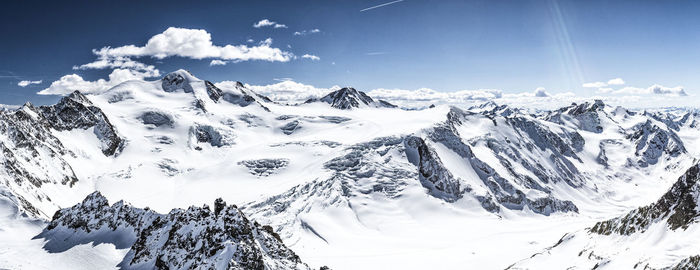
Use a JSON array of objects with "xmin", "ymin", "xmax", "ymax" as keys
[{"xmin": 1, "ymin": 0, "xmax": 699, "ymax": 105}]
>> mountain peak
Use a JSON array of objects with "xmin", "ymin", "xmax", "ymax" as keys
[
  {"xmin": 321, "ymin": 87, "xmax": 374, "ymax": 109},
  {"xmin": 307, "ymin": 87, "xmax": 396, "ymax": 109},
  {"xmin": 567, "ymin": 99, "xmax": 606, "ymax": 115},
  {"xmin": 161, "ymin": 70, "xmax": 200, "ymax": 93}
]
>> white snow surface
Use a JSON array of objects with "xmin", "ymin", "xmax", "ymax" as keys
[{"xmin": 1, "ymin": 70, "xmax": 700, "ymax": 269}]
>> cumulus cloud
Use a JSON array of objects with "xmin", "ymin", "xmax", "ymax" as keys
[
  {"xmin": 17, "ymin": 80, "xmax": 42, "ymax": 87},
  {"xmin": 301, "ymin": 54, "xmax": 320, "ymax": 61},
  {"xmin": 253, "ymin": 19, "xmax": 287, "ymax": 28},
  {"xmin": 88, "ymin": 27, "xmax": 292, "ymax": 62},
  {"xmin": 294, "ymin": 29, "xmax": 321, "ymax": 36},
  {"xmin": 209, "ymin": 59, "xmax": 227, "ymax": 66},
  {"xmin": 73, "ymin": 56, "xmax": 160, "ymax": 77},
  {"xmin": 67, "ymin": 27, "xmax": 294, "ymax": 83},
  {"xmin": 534, "ymin": 87, "xmax": 549, "ymax": 97},
  {"xmin": 649, "ymin": 84, "xmax": 687, "ymax": 96},
  {"xmin": 582, "ymin": 77, "xmax": 625, "ymax": 88},
  {"xmin": 582, "ymin": 81, "xmax": 608, "ymax": 88},
  {"xmin": 38, "ymin": 69, "xmax": 150, "ymax": 95},
  {"xmin": 600, "ymin": 84, "xmax": 687, "ymax": 96},
  {"xmin": 607, "ymin": 78, "xmax": 625, "ymax": 85}
]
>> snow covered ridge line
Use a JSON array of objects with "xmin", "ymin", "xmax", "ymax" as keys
[
  {"xmin": 590, "ymin": 162, "xmax": 700, "ymax": 235},
  {"xmin": 37, "ymin": 191, "xmax": 324, "ymax": 270},
  {"xmin": 0, "ymin": 90, "xmax": 123, "ymax": 218},
  {"xmin": 509, "ymin": 162, "xmax": 700, "ymax": 269}
]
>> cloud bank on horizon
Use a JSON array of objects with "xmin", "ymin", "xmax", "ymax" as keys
[
  {"xmin": 582, "ymin": 77, "xmax": 687, "ymax": 97},
  {"xmin": 37, "ymin": 66, "xmax": 692, "ymax": 109}
]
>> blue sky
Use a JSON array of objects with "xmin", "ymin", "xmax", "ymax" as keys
[{"xmin": 1, "ymin": 0, "xmax": 699, "ymax": 106}]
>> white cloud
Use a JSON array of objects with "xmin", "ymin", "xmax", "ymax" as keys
[
  {"xmin": 302, "ymin": 54, "xmax": 320, "ymax": 61},
  {"xmin": 218, "ymin": 80, "xmax": 340, "ymax": 103},
  {"xmin": 582, "ymin": 77, "xmax": 625, "ymax": 88},
  {"xmin": 70, "ymin": 27, "xmax": 293, "ymax": 83},
  {"xmin": 534, "ymin": 87, "xmax": 549, "ymax": 97},
  {"xmin": 210, "ymin": 60, "xmax": 227, "ymax": 66},
  {"xmin": 253, "ymin": 19, "xmax": 287, "ymax": 29},
  {"xmin": 598, "ymin": 84, "xmax": 687, "ymax": 96},
  {"xmin": 649, "ymin": 84, "xmax": 687, "ymax": 96},
  {"xmin": 38, "ymin": 69, "xmax": 150, "ymax": 96},
  {"xmin": 88, "ymin": 27, "xmax": 293, "ymax": 63},
  {"xmin": 234, "ymin": 80, "xmax": 652, "ymax": 109},
  {"xmin": 367, "ymin": 88, "xmax": 503, "ymax": 106},
  {"xmin": 73, "ymin": 56, "xmax": 160, "ymax": 77},
  {"xmin": 238, "ymin": 81, "xmax": 561, "ymax": 108},
  {"xmin": 607, "ymin": 78, "xmax": 625, "ymax": 85},
  {"xmin": 17, "ymin": 80, "xmax": 42, "ymax": 87},
  {"xmin": 294, "ymin": 29, "xmax": 321, "ymax": 36},
  {"xmin": 582, "ymin": 81, "xmax": 608, "ymax": 88}
]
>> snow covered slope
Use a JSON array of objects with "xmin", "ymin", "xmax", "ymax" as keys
[
  {"xmin": 509, "ymin": 162, "xmax": 700, "ymax": 269},
  {"xmin": 1, "ymin": 70, "xmax": 699, "ymax": 269},
  {"xmin": 38, "ymin": 191, "xmax": 311, "ymax": 270}
]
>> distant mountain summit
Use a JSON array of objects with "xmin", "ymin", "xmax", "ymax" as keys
[{"xmin": 306, "ymin": 87, "xmax": 396, "ymax": 109}]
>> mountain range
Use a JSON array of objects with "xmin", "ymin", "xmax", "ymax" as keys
[{"xmin": 1, "ymin": 69, "xmax": 700, "ymax": 269}]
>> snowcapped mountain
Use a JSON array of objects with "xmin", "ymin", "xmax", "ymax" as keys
[
  {"xmin": 38, "ymin": 191, "xmax": 311, "ymax": 270},
  {"xmin": 305, "ymin": 87, "xmax": 397, "ymax": 109},
  {"xmin": 509, "ymin": 162, "xmax": 700, "ymax": 269},
  {"xmin": 1, "ymin": 69, "xmax": 699, "ymax": 269}
]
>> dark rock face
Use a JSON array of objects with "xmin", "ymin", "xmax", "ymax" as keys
[
  {"xmin": 423, "ymin": 107, "xmax": 579, "ymax": 215},
  {"xmin": 546, "ymin": 100, "xmax": 606, "ymax": 133},
  {"xmin": 378, "ymin": 100, "xmax": 397, "ymax": 108},
  {"xmin": 38, "ymin": 192, "xmax": 310, "ymax": 270},
  {"xmin": 591, "ymin": 163, "xmax": 700, "ymax": 235},
  {"xmin": 39, "ymin": 91, "xmax": 124, "ymax": 156},
  {"xmin": 280, "ymin": 120, "xmax": 301, "ymax": 135},
  {"xmin": 0, "ymin": 91, "xmax": 125, "ymax": 217},
  {"xmin": 0, "ymin": 104, "xmax": 79, "ymax": 217},
  {"xmin": 219, "ymin": 82, "xmax": 272, "ymax": 111},
  {"xmin": 324, "ymin": 136, "xmax": 414, "ymax": 198},
  {"xmin": 405, "ymin": 136, "xmax": 463, "ymax": 202},
  {"xmin": 319, "ymin": 87, "xmax": 374, "ymax": 109},
  {"xmin": 222, "ymin": 91, "xmax": 256, "ymax": 107},
  {"xmin": 138, "ymin": 111, "xmax": 174, "ymax": 128},
  {"xmin": 318, "ymin": 116, "xmax": 352, "ymax": 124},
  {"xmin": 161, "ymin": 72, "xmax": 193, "ymax": 93},
  {"xmin": 204, "ymin": 81, "xmax": 224, "ymax": 102},
  {"xmin": 626, "ymin": 120, "xmax": 686, "ymax": 167},
  {"xmin": 190, "ymin": 124, "xmax": 235, "ymax": 147},
  {"xmin": 238, "ymin": 159, "xmax": 290, "ymax": 176},
  {"xmin": 678, "ymin": 111, "xmax": 700, "ymax": 129},
  {"xmin": 668, "ymin": 256, "xmax": 700, "ymax": 270}
]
